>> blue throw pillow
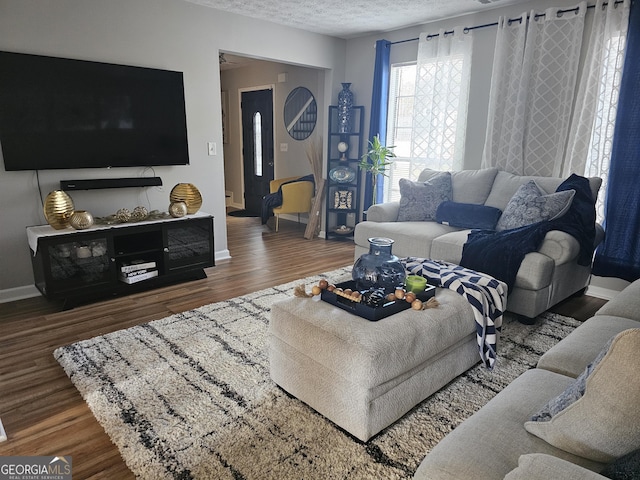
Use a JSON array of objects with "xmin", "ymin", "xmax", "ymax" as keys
[{"xmin": 436, "ymin": 201, "xmax": 503, "ymax": 230}]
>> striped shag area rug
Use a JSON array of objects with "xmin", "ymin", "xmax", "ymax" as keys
[{"xmin": 54, "ymin": 267, "xmax": 581, "ymax": 479}]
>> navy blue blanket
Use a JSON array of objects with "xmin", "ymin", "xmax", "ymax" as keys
[
  {"xmin": 261, "ymin": 174, "xmax": 315, "ymax": 224},
  {"xmin": 460, "ymin": 174, "xmax": 597, "ymax": 293}
]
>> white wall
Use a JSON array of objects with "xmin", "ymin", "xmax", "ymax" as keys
[
  {"xmin": 0, "ymin": 0, "xmax": 345, "ymax": 298},
  {"xmin": 343, "ymin": 0, "xmax": 628, "ymax": 296}
]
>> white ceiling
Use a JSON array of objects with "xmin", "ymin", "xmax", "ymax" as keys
[{"xmin": 184, "ymin": 0, "xmax": 527, "ymax": 39}]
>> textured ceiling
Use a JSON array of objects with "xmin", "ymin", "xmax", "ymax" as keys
[{"xmin": 183, "ymin": 0, "xmax": 523, "ymax": 39}]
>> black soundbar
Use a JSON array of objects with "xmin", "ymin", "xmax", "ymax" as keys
[{"xmin": 60, "ymin": 177, "xmax": 163, "ymax": 191}]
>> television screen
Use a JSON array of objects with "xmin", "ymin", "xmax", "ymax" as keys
[{"xmin": 0, "ymin": 51, "xmax": 189, "ymax": 171}]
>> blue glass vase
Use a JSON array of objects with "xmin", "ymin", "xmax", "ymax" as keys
[
  {"xmin": 337, "ymin": 82, "xmax": 354, "ymax": 133},
  {"xmin": 352, "ymin": 237, "xmax": 406, "ymax": 293}
]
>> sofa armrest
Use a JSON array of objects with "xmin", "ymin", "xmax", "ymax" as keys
[
  {"xmin": 504, "ymin": 454, "xmax": 607, "ymax": 480},
  {"xmin": 365, "ymin": 201, "xmax": 400, "ymax": 222},
  {"xmin": 538, "ymin": 230, "xmax": 581, "ymax": 265}
]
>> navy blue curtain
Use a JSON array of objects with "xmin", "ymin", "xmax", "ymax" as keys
[
  {"xmin": 592, "ymin": 0, "xmax": 640, "ymax": 282},
  {"xmin": 363, "ymin": 39, "xmax": 391, "ymax": 211}
]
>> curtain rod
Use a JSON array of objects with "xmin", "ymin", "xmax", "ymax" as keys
[{"xmin": 390, "ymin": 0, "xmax": 623, "ymax": 44}]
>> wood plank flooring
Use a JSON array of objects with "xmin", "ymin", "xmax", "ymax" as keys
[{"xmin": 0, "ymin": 214, "xmax": 606, "ymax": 478}]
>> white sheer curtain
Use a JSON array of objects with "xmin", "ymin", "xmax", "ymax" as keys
[
  {"xmin": 561, "ymin": 0, "xmax": 630, "ymax": 222},
  {"xmin": 409, "ymin": 27, "xmax": 473, "ymax": 176},
  {"xmin": 482, "ymin": 3, "xmax": 587, "ymax": 175}
]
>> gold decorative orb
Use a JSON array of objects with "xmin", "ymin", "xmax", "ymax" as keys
[
  {"xmin": 169, "ymin": 183, "xmax": 202, "ymax": 214},
  {"xmin": 43, "ymin": 190, "xmax": 75, "ymax": 230},
  {"xmin": 131, "ymin": 206, "xmax": 149, "ymax": 221},
  {"xmin": 116, "ymin": 208, "xmax": 131, "ymax": 223},
  {"xmin": 69, "ymin": 210, "xmax": 94, "ymax": 230},
  {"xmin": 169, "ymin": 201, "xmax": 188, "ymax": 218}
]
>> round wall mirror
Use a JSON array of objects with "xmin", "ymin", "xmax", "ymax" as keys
[{"xmin": 284, "ymin": 87, "xmax": 317, "ymax": 140}]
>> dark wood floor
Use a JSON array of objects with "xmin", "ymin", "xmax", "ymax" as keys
[{"xmin": 0, "ymin": 213, "xmax": 606, "ymax": 478}]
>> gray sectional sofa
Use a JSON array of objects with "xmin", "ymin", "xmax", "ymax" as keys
[
  {"xmin": 413, "ymin": 278, "xmax": 640, "ymax": 479},
  {"xmin": 354, "ymin": 168, "xmax": 604, "ymax": 319}
]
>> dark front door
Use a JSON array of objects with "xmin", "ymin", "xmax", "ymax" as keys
[{"xmin": 241, "ymin": 89, "xmax": 274, "ymax": 214}]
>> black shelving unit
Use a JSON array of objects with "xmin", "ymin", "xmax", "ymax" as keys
[{"xmin": 325, "ymin": 105, "xmax": 364, "ymax": 240}]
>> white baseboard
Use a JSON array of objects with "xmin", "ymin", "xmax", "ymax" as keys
[
  {"xmin": 0, "ymin": 285, "xmax": 41, "ymax": 303},
  {"xmin": 215, "ymin": 249, "xmax": 231, "ymax": 262},
  {"xmin": 585, "ymin": 285, "xmax": 619, "ymax": 301}
]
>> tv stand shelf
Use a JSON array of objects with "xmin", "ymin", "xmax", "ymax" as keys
[{"xmin": 27, "ymin": 213, "xmax": 214, "ymax": 309}]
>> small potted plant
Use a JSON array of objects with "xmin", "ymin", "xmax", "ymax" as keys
[{"xmin": 359, "ymin": 134, "xmax": 396, "ymax": 206}]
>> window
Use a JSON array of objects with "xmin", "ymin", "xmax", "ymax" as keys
[
  {"xmin": 384, "ymin": 36, "xmax": 472, "ymax": 203},
  {"xmin": 584, "ymin": 33, "xmax": 626, "ymax": 224},
  {"xmin": 253, "ymin": 112, "xmax": 262, "ymax": 177},
  {"xmin": 385, "ymin": 63, "xmax": 416, "ymax": 202}
]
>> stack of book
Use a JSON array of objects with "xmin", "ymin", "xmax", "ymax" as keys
[{"xmin": 119, "ymin": 260, "xmax": 158, "ymax": 284}]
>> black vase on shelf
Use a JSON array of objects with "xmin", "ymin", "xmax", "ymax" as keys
[
  {"xmin": 337, "ymin": 83, "xmax": 354, "ymax": 133},
  {"xmin": 352, "ymin": 237, "xmax": 406, "ymax": 293}
]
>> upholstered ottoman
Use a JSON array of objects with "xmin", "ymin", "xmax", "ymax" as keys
[{"xmin": 268, "ymin": 289, "xmax": 478, "ymax": 441}]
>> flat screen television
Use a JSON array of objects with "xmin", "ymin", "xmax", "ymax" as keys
[{"xmin": 0, "ymin": 51, "xmax": 190, "ymax": 171}]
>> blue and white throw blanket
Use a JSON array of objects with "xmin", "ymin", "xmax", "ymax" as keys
[{"xmin": 402, "ymin": 257, "xmax": 508, "ymax": 370}]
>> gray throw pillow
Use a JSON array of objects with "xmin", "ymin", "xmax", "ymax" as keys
[
  {"xmin": 397, "ymin": 172, "xmax": 452, "ymax": 222},
  {"xmin": 496, "ymin": 180, "xmax": 575, "ymax": 231}
]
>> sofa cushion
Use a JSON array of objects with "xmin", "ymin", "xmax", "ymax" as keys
[
  {"xmin": 430, "ymin": 230, "xmax": 470, "ymax": 264},
  {"xmin": 419, "ymin": 167, "xmax": 499, "ymax": 204},
  {"xmin": 496, "ymin": 180, "xmax": 575, "ymax": 231},
  {"xmin": 354, "ymin": 220, "xmax": 461, "ymax": 259},
  {"xmin": 436, "ymin": 201, "xmax": 502, "ymax": 230},
  {"xmin": 504, "ymin": 454, "xmax": 608, "ymax": 480},
  {"xmin": 484, "ymin": 171, "xmax": 602, "ymax": 211},
  {"xmin": 537, "ymin": 315, "xmax": 640, "ymax": 378},
  {"xmin": 525, "ymin": 329, "xmax": 640, "ymax": 463},
  {"xmin": 397, "ymin": 172, "xmax": 452, "ymax": 222},
  {"xmin": 595, "ymin": 278, "xmax": 640, "ymax": 322}
]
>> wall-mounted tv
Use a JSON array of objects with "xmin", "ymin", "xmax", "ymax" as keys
[{"xmin": 0, "ymin": 51, "xmax": 190, "ymax": 171}]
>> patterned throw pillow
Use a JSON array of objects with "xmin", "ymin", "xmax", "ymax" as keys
[
  {"xmin": 495, "ymin": 180, "xmax": 575, "ymax": 231},
  {"xmin": 397, "ymin": 172, "xmax": 452, "ymax": 222}
]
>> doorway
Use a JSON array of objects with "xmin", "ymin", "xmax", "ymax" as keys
[{"xmin": 241, "ymin": 89, "xmax": 274, "ymax": 215}]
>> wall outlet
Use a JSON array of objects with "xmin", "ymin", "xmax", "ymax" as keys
[{"xmin": 280, "ymin": 143, "xmax": 288, "ymax": 152}]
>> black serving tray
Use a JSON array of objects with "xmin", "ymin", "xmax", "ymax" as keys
[{"xmin": 320, "ymin": 280, "xmax": 436, "ymax": 321}]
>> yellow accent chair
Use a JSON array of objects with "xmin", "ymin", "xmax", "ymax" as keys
[{"xmin": 269, "ymin": 176, "xmax": 314, "ymax": 232}]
